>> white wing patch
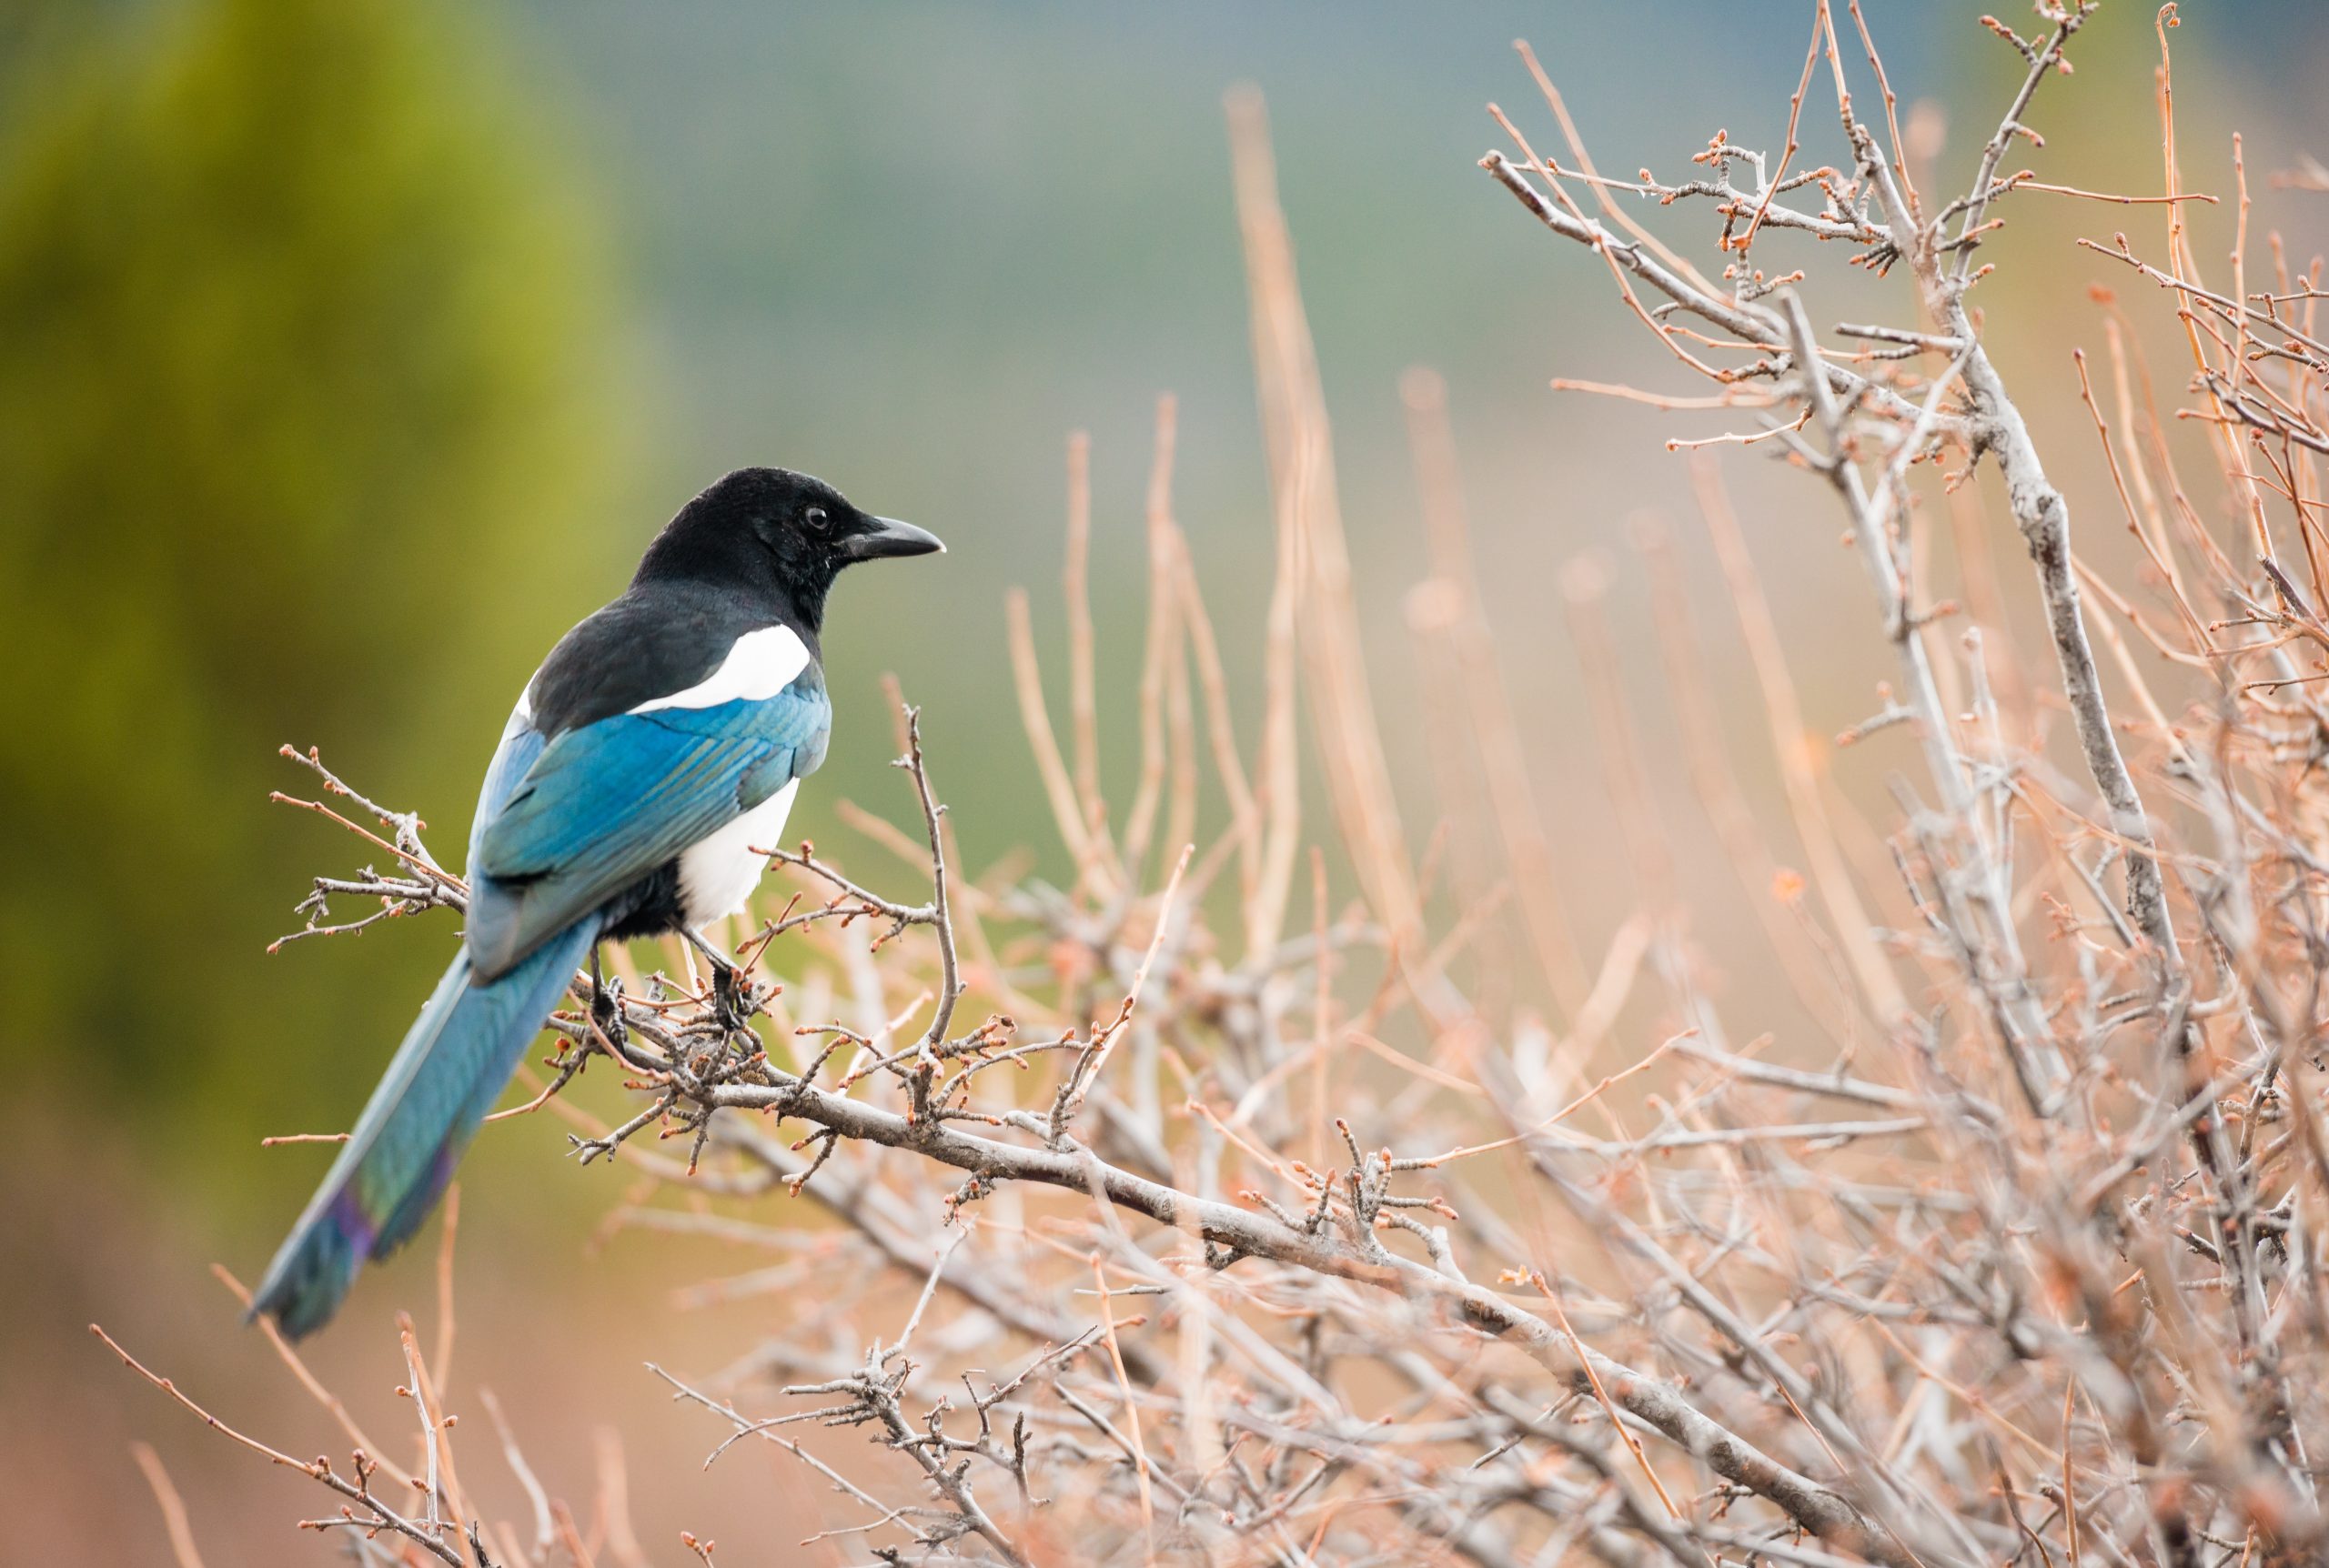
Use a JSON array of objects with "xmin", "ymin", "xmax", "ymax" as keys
[
  {"xmin": 630, "ymin": 624, "xmax": 812, "ymax": 715},
  {"xmin": 679, "ymin": 779, "xmax": 800, "ymax": 926}
]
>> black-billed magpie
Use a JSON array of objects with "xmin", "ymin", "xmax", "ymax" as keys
[{"xmin": 252, "ymin": 467, "xmax": 943, "ymax": 1337}]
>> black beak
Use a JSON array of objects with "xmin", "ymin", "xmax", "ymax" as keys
[{"xmin": 842, "ymin": 516, "xmax": 945, "ymax": 561}]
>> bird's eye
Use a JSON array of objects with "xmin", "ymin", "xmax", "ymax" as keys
[{"xmin": 803, "ymin": 506, "xmax": 831, "ymax": 534}]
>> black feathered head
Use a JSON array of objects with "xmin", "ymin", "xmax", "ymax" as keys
[{"xmin": 636, "ymin": 467, "xmax": 943, "ymax": 628}]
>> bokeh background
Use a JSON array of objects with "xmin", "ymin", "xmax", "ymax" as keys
[{"xmin": 5, "ymin": 0, "xmax": 2328, "ymax": 1558}]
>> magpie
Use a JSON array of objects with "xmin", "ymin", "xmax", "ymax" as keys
[{"xmin": 251, "ymin": 467, "xmax": 943, "ymax": 1337}]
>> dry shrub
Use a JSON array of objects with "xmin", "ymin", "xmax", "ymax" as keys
[{"xmin": 102, "ymin": 5, "xmax": 2329, "ymax": 1563}]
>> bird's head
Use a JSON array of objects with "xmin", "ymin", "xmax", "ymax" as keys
[{"xmin": 637, "ymin": 467, "xmax": 944, "ymax": 627}]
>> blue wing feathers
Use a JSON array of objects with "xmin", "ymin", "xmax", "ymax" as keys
[
  {"xmin": 469, "ymin": 706, "xmax": 548, "ymax": 870},
  {"xmin": 254, "ymin": 672, "xmax": 832, "ymax": 1338},
  {"xmin": 468, "ymin": 683, "xmax": 829, "ymax": 980}
]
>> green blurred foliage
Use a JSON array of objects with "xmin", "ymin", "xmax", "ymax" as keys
[{"xmin": 0, "ymin": 0, "xmax": 631, "ymax": 1195}]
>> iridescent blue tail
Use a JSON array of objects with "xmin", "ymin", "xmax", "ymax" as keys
[{"xmin": 249, "ymin": 916, "xmax": 598, "ymax": 1338}]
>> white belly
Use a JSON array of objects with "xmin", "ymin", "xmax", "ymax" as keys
[{"xmin": 678, "ymin": 779, "xmax": 799, "ymax": 926}]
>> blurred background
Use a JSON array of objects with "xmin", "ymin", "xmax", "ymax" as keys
[{"xmin": 5, "ymin": 0, "xmax": 2327, "ymax": 1557}]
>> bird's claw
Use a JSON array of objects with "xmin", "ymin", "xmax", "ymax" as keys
[
  {"xmin": 590, "ymin": 970, "xmax": 628, "ymax": 1054},
  {"xmin": 710, "ymin": 961, "xmax": 755, "ymax": 1035}
]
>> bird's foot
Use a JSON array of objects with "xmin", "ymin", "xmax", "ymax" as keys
[
  {"xmin": 684, "ymin": 927, "xmax": 757, "ymax": 1035},
  {"xmin": 590, "ymin": 970, "xmax": 628, "ymax": 1056},
  {"xmin": 710, "ymin": 961, "xmax": 757, "ymax": 1036}
]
